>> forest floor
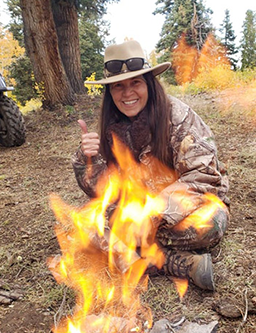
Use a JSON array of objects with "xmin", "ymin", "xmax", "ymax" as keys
[{"xmin": 0, "ymin": 91, "xmax": 256, "ymax": 333}]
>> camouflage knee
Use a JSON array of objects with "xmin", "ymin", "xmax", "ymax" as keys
[{"xmin": 156, "ymin": 206, "xmax": 229, "ymax": 251}]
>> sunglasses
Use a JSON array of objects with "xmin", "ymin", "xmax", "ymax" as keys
[{"xmin": 104, "ymin": 58, "xmax": 150, "ymax": 77}]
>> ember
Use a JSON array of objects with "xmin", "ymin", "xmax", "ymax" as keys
[{"xmin": 48, "ymin": 135, "xmax": 225, "ymax": 332}]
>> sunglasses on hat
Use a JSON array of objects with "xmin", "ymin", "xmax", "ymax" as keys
[{"xmin": 104, "ymin": 57, "xmax": 150, "ymax": 77}]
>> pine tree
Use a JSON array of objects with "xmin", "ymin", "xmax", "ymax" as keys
[
  {"xmin": 79, "ymin": 19, "xmax": 105, "ymax": 81},
  {"xmin": 154, "ymin": 0, "xmax": 213, "ymax": 83},
  {"xmin": 6, "ymin": 0, "xmax": 24, "ymax": 46},
  {"xmin": 240, "ymin": 10, "xmax": 256, "ymax": 70},
  {"xmin": 154, "ymin": 0, "xmax": 213, "ymax": 56},
  {"xmin": 219, "ymin": 9, "xmax": 238, "ymax": 70}
]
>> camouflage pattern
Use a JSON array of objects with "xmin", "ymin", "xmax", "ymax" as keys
[{"xmin": 72, "ymin": 96, "xmax": 229, "ymax": 251}]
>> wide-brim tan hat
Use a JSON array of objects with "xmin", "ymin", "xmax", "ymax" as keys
[{"xmin": 85, "ymin": 40, "xmax": 171, "ymax": 85}]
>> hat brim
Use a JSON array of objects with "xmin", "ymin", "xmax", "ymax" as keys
[{"xmin": 84, "ymin": 62, "xmax": 171, "ymax": 85}]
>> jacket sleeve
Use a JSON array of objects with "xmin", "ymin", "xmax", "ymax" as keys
[
  {"xmin": 72, "ymin": 148, "xmax": 108, "ymax": 198},
  {"xmin": 158, "ymin": 96, "xmax": 229, "ymax": 227}
]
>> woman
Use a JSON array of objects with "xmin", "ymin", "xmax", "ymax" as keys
[{"xmin": 72, "ymin": 40, "xmax": 230, "ymax": 291}]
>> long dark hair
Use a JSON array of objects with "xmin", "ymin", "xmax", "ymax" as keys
[{"xmin": 100, "ymin": 72, "xmax": 172, "ymax": 166}]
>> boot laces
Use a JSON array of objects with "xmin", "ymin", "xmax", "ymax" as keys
[{"xmin": 167, "ymin": 252, "xmax": 193, "ymax": 278}]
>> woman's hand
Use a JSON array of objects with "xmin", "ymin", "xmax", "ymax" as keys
[{"xmin": 78, "ymin": 119, "xmax": 100, "ymax": 157}]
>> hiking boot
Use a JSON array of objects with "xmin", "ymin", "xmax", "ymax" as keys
[{"xmin": 165, "ymin": 251, "xmax": 215, "ymax": 291}]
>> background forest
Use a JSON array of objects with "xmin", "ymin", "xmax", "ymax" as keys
[{"xmin": 1, "ymin": 0, "xmax": 256, "ymax": 109}]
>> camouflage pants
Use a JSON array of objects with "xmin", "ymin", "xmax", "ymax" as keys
[{"xmin": 156, "ymin": 207, "xmax": 229, "ymax": 252}]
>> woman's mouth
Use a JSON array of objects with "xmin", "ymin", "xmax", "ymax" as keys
[{"xmin": 123, "ymin": 99, "xmax": 138, "ymax": 105}]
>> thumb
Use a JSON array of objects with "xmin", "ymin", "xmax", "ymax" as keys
[{"xmin": 78, "ymin": 119, "xmax": 88, "ymax": 134}]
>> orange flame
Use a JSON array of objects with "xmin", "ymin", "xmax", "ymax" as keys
[
  {"xmin": 48, "ymin": 135, "xmax": 226, "ymax": 331},
  {"xmin": 48, "ymin": 135, "xmax": 167, "ymax": 332},
  {"xmin": 172, "ymin": 33, "xmax": 199, "ymax": 85},
  {"xmin": 173, "ymin": 193, "xmax": 226, "ymax": 234},
  {"xmin": 172, "ymin": 278, "xmax": 189, "ymax": 300},
  {"xmin": 170, "ymin": 192, "xmax": 226, "ymax": 299},
  {"xmin": 172, "ymin": 33, "xmax": 229, "ymax": 85}
]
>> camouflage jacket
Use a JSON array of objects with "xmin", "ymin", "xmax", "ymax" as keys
[{"xmin": 72, "ymin": 96, "xmax": 229, "ymax": 228}]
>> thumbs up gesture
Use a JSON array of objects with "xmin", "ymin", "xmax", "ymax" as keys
[{"xmin": 78, "ymin": 119, "xmax": 100, "ymax": 157}]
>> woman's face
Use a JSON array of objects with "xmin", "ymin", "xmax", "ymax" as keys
[{"xmin": 109, "ymin": 75, "xmax": 148, "ymax": 118}]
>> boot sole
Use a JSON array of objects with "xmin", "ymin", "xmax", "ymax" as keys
[{"xmin": 193, "ymin": 253, "xmax": 215, "ymax": 291}]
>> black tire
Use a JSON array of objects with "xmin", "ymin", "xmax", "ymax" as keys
[{"xmin": 0, "ymin": 94, "xmax": 26, "ymax": 147}]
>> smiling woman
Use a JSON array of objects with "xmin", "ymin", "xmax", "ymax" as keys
[
  {"xmin": 72, "ymin": 39, "xmax": 230, "ymax": 291},
  {"xmin": 109, "ymin": 76, "xmax": 148, "ymax": 118}
]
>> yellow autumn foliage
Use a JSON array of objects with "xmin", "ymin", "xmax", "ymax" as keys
[
  {"xmin": 171, "ymin": 33, "xmax": 235, "ymax": 90},
  {"xmin": 194, "ymin": 64, "xmax": 236, "ymax": 91},
  {"xmin": 0, "ymin": 27, "xmax": 25, "ymax": 78},
  {"xmin": 84, "ymin": 72, "xmax": 103, "ymax": 96}
]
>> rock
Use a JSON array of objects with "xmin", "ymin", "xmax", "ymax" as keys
[
  {"xmin": 80, "ymin": 314, "xmax": 138, "ymax": 333},
  {"xmin": 177, "ymin": 320, "xmax": 218, "ymax": 333},
  {"xmin": 0, "ymin": 288, "xmax": 24, "ymax": 305},
  {"xmin": 0, "ymin": 295, "xmax": 12, "ymax": 305},
  {"xmin": 212, "ymin": 298, "xmax": 242, "ymax": 318},
  {"xmin": 150, "ymin": 319, "xmax": 173, "ymax": 333},
  {"xmin": 150, "ymin": 319, "xmax": 218, "ymax": 333},
  {"xmin": 212, "ymin": 294, "xmax": 256, "ymax": 318}
]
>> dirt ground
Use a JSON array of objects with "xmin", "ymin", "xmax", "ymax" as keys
[{"xmin": 0, "ymin": 92, "xmax": 255, "ymax": 333}]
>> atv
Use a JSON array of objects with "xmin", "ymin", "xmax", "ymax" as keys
[{"xmin": 0, "ymin": 73, "xmax": 26, "ymax": 147}]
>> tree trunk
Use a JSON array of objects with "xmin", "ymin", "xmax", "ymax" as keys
[
  {"xmin": 52, "ymin": 0, "xmax": 86, "ymax": 94},
  {"xmin": 20, "ymin": 0, "xmax": 75, "ymax": 108}
]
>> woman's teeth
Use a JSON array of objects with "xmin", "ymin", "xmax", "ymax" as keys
[{"xmin": 124, "ymin": 100, "xmax": 137, "ymax": 105}]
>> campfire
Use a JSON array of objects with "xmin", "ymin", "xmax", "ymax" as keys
[{"xmin": 48, "ymin": 135, "xmax": 225, "ymax": 333}]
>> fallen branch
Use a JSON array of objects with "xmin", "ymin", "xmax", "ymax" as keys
[{"xmin": 236, "ymin": 289, "xmax": 248, "ymax": 333}]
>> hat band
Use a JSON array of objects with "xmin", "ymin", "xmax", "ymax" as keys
[{"xmin": 104, "ymin": 58, "xmax": 151, "ymax": 78}]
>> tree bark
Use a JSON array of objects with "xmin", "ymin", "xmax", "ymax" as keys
[
  {"xmin": 52, "ymin": 0, "xmax": 86, "ymax": 94},
  {"xmin": 20, "ymin": 0, "xmax": 75, "ymax": 108}
]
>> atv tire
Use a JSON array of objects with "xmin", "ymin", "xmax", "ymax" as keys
[{"xmin": 0, "ymin": 94, "xmax": 26, "ymax": 147}]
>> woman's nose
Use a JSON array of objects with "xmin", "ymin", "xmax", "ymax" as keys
[{"xmin": 122, "ymin": 84, "xmax": 133, "ymax": 96}]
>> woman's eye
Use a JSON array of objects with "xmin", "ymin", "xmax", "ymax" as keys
[
  {"xmin": 132, "ymin": 79, "xmax": 143, "ymax": 85},
  {"xmin": 112, "ymin": 83, "xmax": 122, "ymax": 89}
]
